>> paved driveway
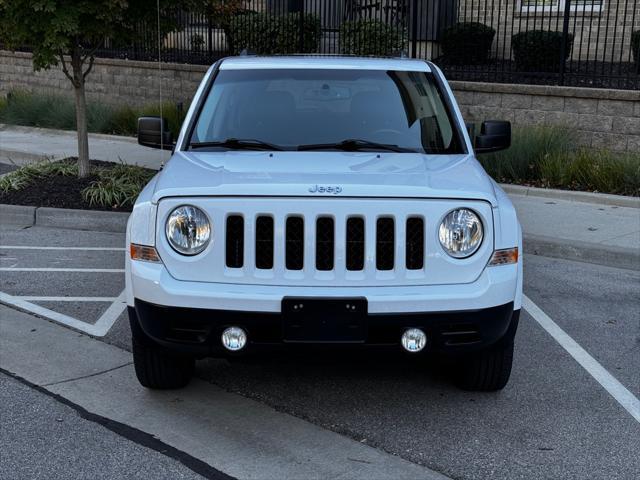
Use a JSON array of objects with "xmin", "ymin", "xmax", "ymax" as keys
[{"xmin": 1, "ymin": 223, "xmax": 638, "ymax": 480}]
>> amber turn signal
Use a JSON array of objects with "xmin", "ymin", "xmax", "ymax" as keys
[
  {"xmin": 130, "ymin": 243, "xmax": 161, "ymax": 263},
  {"xmin": 488, "ymin": 247, "xmax": 518, "ymax": 266}
]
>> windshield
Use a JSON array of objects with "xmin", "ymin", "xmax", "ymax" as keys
[{"xmin": 189, "ymin": 68, "xmax": 464, "ymax": 154}]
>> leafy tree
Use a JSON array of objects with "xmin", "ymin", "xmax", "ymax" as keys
[
  {"xmin": 199, "ymin": 0, "xmax": 253, "ymax": 54},
  {"xmin": 0, "ymin": 0, "xmax": 186, "ymax": 178}
]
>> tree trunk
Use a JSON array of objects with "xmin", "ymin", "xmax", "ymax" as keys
[{"xmin": 73, "ymin": 80, "xmax": 90, "ymax": 178}]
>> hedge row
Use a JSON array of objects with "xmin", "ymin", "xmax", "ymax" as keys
[
  {"xmin": 440, "ymin": 24, "xmax": 639, "ymax": 71},
  {"xmin": 227, "ymin": 12, "xmax": 321, "ymax": 55},
  {"xmin": 225, "ymin": 15, "xmax": 639, "ymax": 69}
]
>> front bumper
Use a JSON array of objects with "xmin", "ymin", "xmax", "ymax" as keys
[
  {"xmin": 128, "ymin": 261, "xmax": 521, "ymax": 314},
  {"xmin": 130, "ymin": 299, "xmax": 519, "ymax": 357}
]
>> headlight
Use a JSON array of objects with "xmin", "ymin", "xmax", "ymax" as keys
[
  {"xmin": 438, "ymin": 208, "xmax": 483, "ymax": 258},
  {"xmin": 166, "ymin": 205, "xmax": 211, "ymax": 255}
]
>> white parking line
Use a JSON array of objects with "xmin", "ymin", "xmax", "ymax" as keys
[
  {"xmin": 0, "ymin": 291, "xmax": 126, "ymax": 337},
  {"xmin": 0, "ymin": 268, "xmax": 125, "ymax": 272},
  {"xmin": 523, "ymin": 294, "xmax": 640, "ymax": 424},
  {"xmin": 0, "ymin": 246, "xmax": 125, "ymax": 251}
]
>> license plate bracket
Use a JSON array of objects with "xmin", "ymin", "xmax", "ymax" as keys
[{"xmin": 282, "ymin": 297, "xmax": 368, "ymax": 343}]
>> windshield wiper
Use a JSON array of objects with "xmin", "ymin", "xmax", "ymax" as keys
[
  {"xmin": 297, "ymin": 139, "xmax": 417, "ymax": 153},
  {"xmin": 189, "ymin": 138, "xmax": 284, "ymax": 151}
]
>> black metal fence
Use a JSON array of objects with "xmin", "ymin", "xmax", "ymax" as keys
[{"xmin": 12, "ymin": 0, "xmax": 640, "ymax": 89}]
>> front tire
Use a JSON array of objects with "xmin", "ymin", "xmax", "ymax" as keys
[
  {"xmin": 455, "ymin": 339, "xmax": 514, "ymax": 392},
  {"xmin": 130, "ymin": 312, "xmax": 194, "ymax": 389}
]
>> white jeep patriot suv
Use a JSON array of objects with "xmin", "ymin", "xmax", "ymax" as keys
[{"xmin": 128, "ymin": 56, "xmax": 522, "ymax": 392}]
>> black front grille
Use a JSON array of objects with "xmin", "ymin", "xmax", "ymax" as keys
[
  {"xmin": 315, "ymin": 217, "xmax": 334, "ymax": 271},
  {"xmin": 222, "ymin": 213, "xmax": 427, "ymax": 274},
  {"xmin": 405, "ymin": 217, "xmax": 424, "ymax": 270},
  {"xmin": 346, "ymin": 217, "xmax": 365, "ymax": 271},
  {"xmin": 225, "ymin": 215, "xmax": 244, "ymax": 268},
  {"xmin": 376, "ymin": 217, "xmax": 395, "ymax": 271},
  {"xmin": 255, "ymin": 216, "xmax": 274, "ymax": 269},
  {"xmin": 286, "ymin": 216, "xmax": 304, "ymax": 270}
]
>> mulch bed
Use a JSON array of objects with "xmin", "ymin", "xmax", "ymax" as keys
[{"xmin": 0, "ymin": 159, "xmax": 152, "ymax": 213}]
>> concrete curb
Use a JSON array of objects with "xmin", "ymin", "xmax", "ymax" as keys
[
  {"xmin": 36, "ymin": 207, "xmax": 130, "ymax": 233},
  {"xmin": 500, "ymin": 184, "xmax": 640, "ymax": 208},
  {"xmin": 523, "ymin": 234, "xmax": 639, "ymax": 271},
  {"xmin": 0, "ymin": 204, "xmax": 36, "ymax": 226},
  {"xmin": 1, "ymin": 204, "xmax": 129, "ymax": 233},
  {"xmin": 2, "ymin": 204, "xmax": 638, "ymax": 271},
  {"xmin": 0, "ymin": 123, "xmax": 138, "ymax": 143}
]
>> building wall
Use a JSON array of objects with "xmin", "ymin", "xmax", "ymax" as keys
[
  {"xmin": 457, "ymin": 0, "xmax": 639, "ymax": 62},
  {"xmin": 1, "ymin": 50, "xmax": 639, "ymax": 152}
]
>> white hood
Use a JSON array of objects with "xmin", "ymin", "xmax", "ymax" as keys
[{"xmin": 151, "ymin": 151, "xmax": 498, "ymax": 206}]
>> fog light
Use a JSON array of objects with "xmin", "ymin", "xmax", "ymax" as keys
[
  {"xmin": 401, "ymin": 328, "xmax": 427, "ymax": 353},
  {"xmin": 221, "ymin": 327, "xmax": 247, "ymax": 351}
]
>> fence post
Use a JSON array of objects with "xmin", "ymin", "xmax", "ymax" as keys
[
  {"xmin": 558, "ymin": 0, "xmax": 572, "ymax": 86},
  {"xmin": 299, "ymin": 0, "xmax": 305, "ymax": 53},
  {"xmin": 207, "ymin": 16, "xmax": 213, "ymax": 59},
  {"xmin": 411, "ymin": 0, "xmax": 419, "ymax": 58}
]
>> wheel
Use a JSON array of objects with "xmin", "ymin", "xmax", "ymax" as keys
[
  {"xmin": 130, "ymin": 314, "xmax": 194, "ymax": 390},
  {"xmin": 455, "ymin": 339, "xmax": 514, "ymax": 392}
]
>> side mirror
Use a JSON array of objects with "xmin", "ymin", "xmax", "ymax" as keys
[
  {"xmin": 138, "ymin": 116, "xmax": 174, "ymax": 150},
  {"xmin": 474, "ymin": 120, "xmax": 511, "ymax": 154}
]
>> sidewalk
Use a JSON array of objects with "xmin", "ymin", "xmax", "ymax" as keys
[
  {"xmin": 0, "ymin": 124, "xmax": 169, "ymax": 169},
  {"xmin": 509, "ymin": 194, "xmax": 639, "ymax": 269},
  {"xmin": 1, "ymin": 124, "xmax": 638, "ymax": 268}
]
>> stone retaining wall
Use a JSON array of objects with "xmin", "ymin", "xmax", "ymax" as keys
[
  {"xmin": 450, "ymin": 81, "xmax": 640, "ymax": 152},
  {"xmin": 2, "ymin": 50, "xmax": 639, "ymax": 152},
  {"xmin": 0, "ymin": 51, "xmax": 208, "ymax": 107}
]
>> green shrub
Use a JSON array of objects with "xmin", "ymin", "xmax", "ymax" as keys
[
  {"xmin": 512, "ymin": 30, "xmax": 574, "ymax": 72},
  {"xmin": 540, "ymin": 149, "xmax": 640, "ymax": 196},
  {"xmin": 0, "ymin": 90, "xmax": 113, "ymax": 132},
  {"xmin": 479, "ymin": 125, "xmax": 640, "ymax": 196},
  {"xmin": 0, "ymin": 159, "xmax": 156, "ymax": 208},
  {"xmin": 340, "ymin": 19, "xmax": 406, "ymax": 57},
  {"xmin": 0, "ymin": 90, "xmax": 186, "ymax": 139},
  {"xmin": 0, "ymin": 159, "xmax": 78, "ymax": 193},
  {"xmin": 227, "ymin": 12, "xmax": 321, "ymax": 55},
  {"xmin": 82, "ymin": 163, "xmax": 155, "ymax": 208},
  {"xmin": 105, "ymin": 101, "xmax": 186, "ymax": 139},
  {"xmin": 480, "ymin": 126, "xmax": 574, "ymax": 182},
  {"xmin": 441, "ymin": 22, "xmax": 495, "ymax": 65},
  {"xmin": 632, "ymin": 30, "xmax": 640, "ymax": 65}
]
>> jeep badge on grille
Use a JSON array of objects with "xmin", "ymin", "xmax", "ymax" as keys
[{"xmin": 309, "ymin": 184, "xmax": 343, "ymax": 194}]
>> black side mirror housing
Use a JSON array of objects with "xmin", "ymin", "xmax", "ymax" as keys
[
  {"xmin": 138, "ymin": 116, "xmax": 174, "ymax": 150},
  {"xmin": 474, "ymin": 120, "xmax": 511, "ymax": 154}
]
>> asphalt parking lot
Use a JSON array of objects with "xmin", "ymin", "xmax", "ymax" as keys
[{"xmin": 1, "ymin": 222, "xmax": 639, "ymax": 480}]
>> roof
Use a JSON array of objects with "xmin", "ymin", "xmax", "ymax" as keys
[{"xmin": 219, "ymin": 55, "xmax": 431, "ymax": 72}]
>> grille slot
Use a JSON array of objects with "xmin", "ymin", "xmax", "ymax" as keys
[
  {"xmin": 376, "ymin": 217, "xmax": 395, "ymax": 270},
  {"xmin": 315, "ymin": 217, "xmax": 334, "ymax": 271},
  {"xmin": 255, "ymin": 216, "xmax": 274, "ymax": 269},
  {"xmin": 286, "ymin": 216, "xmax": 304, "ymax": 270},
  {"xmin": 440, "ymin": 324, "xmax": 481, "ymax": 346},
  {"xmin": 166, "ymin": 318, "xmax": 209, "ymax": 344},
  {"xmin": 346, "ymin": 217, "xmax": 365, "ymax": 271},
  {"xmin": 405, "ymin": 217, "xmax": 424, "ymax": 270},
  {"xmin": 225, "ymin": 215, "xmax": 244, "ymax": 268}
]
